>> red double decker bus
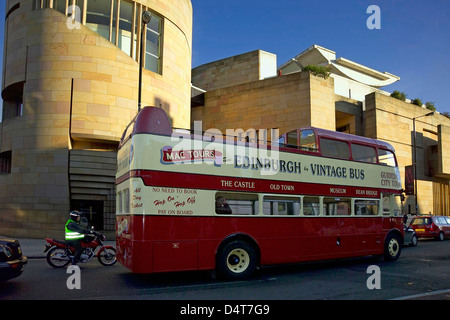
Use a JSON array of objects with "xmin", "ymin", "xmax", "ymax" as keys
[{"xmin": 116, "ymin": 106, "xmax": 404, "ymax": 279}]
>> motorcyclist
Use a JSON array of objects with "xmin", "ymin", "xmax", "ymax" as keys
[{"xmin": 65, "ymin": 210, "xmax": 94, "ymax": 264}]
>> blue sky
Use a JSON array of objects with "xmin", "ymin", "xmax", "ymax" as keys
[
  {"xmin": 192, "ymin": 0, "xmax": 450, "ymax": 114},
  {"xmin": 0, "ymin": 1, "xmax": 449, "ymax": 115}
]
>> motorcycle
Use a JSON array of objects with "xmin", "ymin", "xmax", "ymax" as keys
[{"xmin": 43, "ymin": 231, "xmax": 117, "ymax": 268}]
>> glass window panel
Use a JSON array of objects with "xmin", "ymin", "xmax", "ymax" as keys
[
  {"xmin": 378, "ymin": 149, "xmax": 397, "ymax": 167},
  {"xmin": 355, "ymin": 199, "xmax": 379, "ymax": 216},
  {"xmin": 117, "ymin": 191, "xmax": 122, "ymax": 213},
  {"xmin": 145, "ymin": 54, "xmax": 159, "ymax": 73},
  {"xmin": 320, "ymin": 138, "xmax": 349, "ymax": 159},
  {"xmin": 146, "ymin": 28, "xmax": 159, "ymax": 57},
  {"xmin": 323, "ymin": 197, "xmax": 351, "ymax": 216},
  {"xmin": 352, "ymin": 144, "xmax": 377, "ymax": 163},
  {"xmin": 123, "ymin": 188, "xmax": 130, "ymax": 213},
  {"xmin": 111, "ymin": 0, "xmax": 118, "ymax": 44},
  {"xmin": 263, "ymin": 196, "xmax": 300, "ymax": 216},
  {"xmin": 117, "ymin": 0, "xmax": 133, "ymax": 55},
  {"xmin": 53, "ymin": 0, "xmax": 67, "ymax": 14},
  {"xmin": 286, "ymin": 131, "xmax": 297, "ymax": 147},
  {"xmin": 303, "ymin": 197, "xmax": 320, "ymax": 216},
  {"xmin": 299, "ymin": 129, "xmax": 317, "ymax": 152},
  {"xmin": 215, "ymin": 193, "xmax": 258, "ymax": 215},
  {"xmin": 86, "ymin": 0, "xmax": 112, "ymax": 41},
  {"xmin": 145, "ymin": 13, "xmax": 161, "ymax": 73}
]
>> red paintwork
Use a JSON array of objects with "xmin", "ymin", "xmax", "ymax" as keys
[
  {"xmin": 116, "ymin": 214, "xmax": 403, "ymax": 274},
  {"xmin": 127, "ymin": 169, "xmax": 400, "ymax": 198}
]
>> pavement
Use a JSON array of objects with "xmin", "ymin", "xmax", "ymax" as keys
[{"xmin": 1, "ymin": 236, "xmax": 116, "ymax": 259}]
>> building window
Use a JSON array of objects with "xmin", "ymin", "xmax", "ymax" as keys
[
  {"xmin": 2, "ymin": 99, "xmax": 23, "ymax": 121},
  {"xmin": 2, "ymin": 82, "xmax": 24, "ymax": 121},
  {"xmin": 86, "ymin": 0, "xmax": 112, "ymax": 42},
  {"xmin": 43, "ymin": 0, "xmax": 163, "ymax": 74},
  {"xmin": 53, "ymin": 0, "xmax": 67, "ymax": 15},
  {"xmin": 118, "ymin": 0, "xmax": 133, "ymax": 56},
  {"xmin": 145, "ymin": 13, "xmax": 162, "ymax": 74},
  {"xmin": 0, "ymin": 151, "xmax": 12, "ymax": 174}
]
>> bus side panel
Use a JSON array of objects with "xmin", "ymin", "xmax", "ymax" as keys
[
  {"xmin": 117, "ymin": 215, "xmax": 401, "ymax": 273},
  {"xmin": 354, "ymin": 217, "xmax": 383, "ymax": 255},
  {"xmin": 116, "ymin": 215, "xmax": 154, "ymax": 273}
]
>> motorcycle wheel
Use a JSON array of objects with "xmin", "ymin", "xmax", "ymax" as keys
[
  {"xmin": 98, "ymin": 247, "xmax": 117, "ymax": 266},
  {"xmin": 47, "ymin": 247, "xmax": 71, "ymax": 268}
]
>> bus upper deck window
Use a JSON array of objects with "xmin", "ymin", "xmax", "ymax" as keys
[
  {"xmin": 351, "ymin": 144, "xmax": 377, "ymax": 163},
  {"xmin": 299, "ymin": 129, "xmax": 317, "ymax": 152},
  {"xmin": 276, "ymin": 136, "xmax": 285, "ymax": 146},
  {"xmin": 286, "ymin": 131, "xmax": 297, "ymax": 147},
  {"xmin": 378, "ymin": 149, "xmax": 397, "ymax": 167},
  {"xmin": 320, "ymin": 138, "xmax": 349, "ymax": 159}
]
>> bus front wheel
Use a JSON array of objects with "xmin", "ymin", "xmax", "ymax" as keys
[{"xmin": 217, "ymin": 240, "xmax": 257, "ymax": 280}]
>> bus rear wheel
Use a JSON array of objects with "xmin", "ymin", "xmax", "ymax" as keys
[
  {"xmin": 217, "ymin": 240, "xmax": 257, "ymax": 280},
  {"xmin": 384, "ymin": 233, "xmax": 402, "ymax": 261}
]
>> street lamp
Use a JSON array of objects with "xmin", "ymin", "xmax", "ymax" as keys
[
  {"xmin": 138, "ymin": 11, "xmax": 152, "ymax": 112},
  {"xmin": 412, "ymin": 111, "xmax": 435, "ymax": 214}
]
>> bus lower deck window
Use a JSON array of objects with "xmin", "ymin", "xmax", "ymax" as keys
[
  {"xmin": 323, "ymin": 197, "xmax": 351, "ymax": 216},
  {"xmin": 263, "ymin": 196, "xmax": 300, "ymax": 216},
  {"xmin": 215, "ymin": 192, "xmax": 258, "ymax": 215},
  {"xmin": 303, "ymin": 197, "xmax": 320, "ymax": 216},
  {"xmin": 355, "ymin": 200, "xmax": 379, "ymax": 215}
]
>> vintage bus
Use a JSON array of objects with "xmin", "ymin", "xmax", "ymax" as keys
[{"xmin": 116, "ymin": 106, "xmax": 404, "ymax": 279}]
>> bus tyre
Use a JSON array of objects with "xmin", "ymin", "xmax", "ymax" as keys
[
  {"xmin": 384, "ymin": 233, "xmax": 402, "ymax": 261},
  {"xmin": 217, "ymin": 241, "xmax": 257, "ymax": 280}
]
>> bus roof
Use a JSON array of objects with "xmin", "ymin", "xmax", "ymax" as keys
[
  {"xmin": 134, "ymin": 106, "xmax": 173, "ymax": 135},
  {"xmin": 127, "ymin": 107, "xmax": 395, "ymax": 153}
]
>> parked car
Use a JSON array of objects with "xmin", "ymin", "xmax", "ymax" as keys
[
  {"xmin": 403, "ymin": 225, "xmax": 418, "ymax": 246},
  {"xmin": 409, "ymin": 215, "xmax": 450, "ymax": 241},
  {"xmin": 0, "ymin": 239, "xmax": 27, "ymax": 282}
]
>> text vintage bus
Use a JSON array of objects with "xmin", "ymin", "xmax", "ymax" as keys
[{"xmin": 116, "ymin": 107, "xmax": 404, "ymax": 279}]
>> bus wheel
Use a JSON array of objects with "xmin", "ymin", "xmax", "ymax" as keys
[
  {"xmin": 217, "ymin": 240, "xmax": 257, "ymax": 280},
  {"xmin": 384, "ymin": 233, "xmax": 402, "ymax": 261}
]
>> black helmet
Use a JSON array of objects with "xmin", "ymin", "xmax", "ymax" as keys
[{"xmin": 70, "ymin": 210, "xmax": 81, "ymax": 219}]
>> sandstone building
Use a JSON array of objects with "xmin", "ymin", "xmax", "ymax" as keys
[{"xmin": 0, "ymin": 0, "xmax": 193, "ymax": 237}]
